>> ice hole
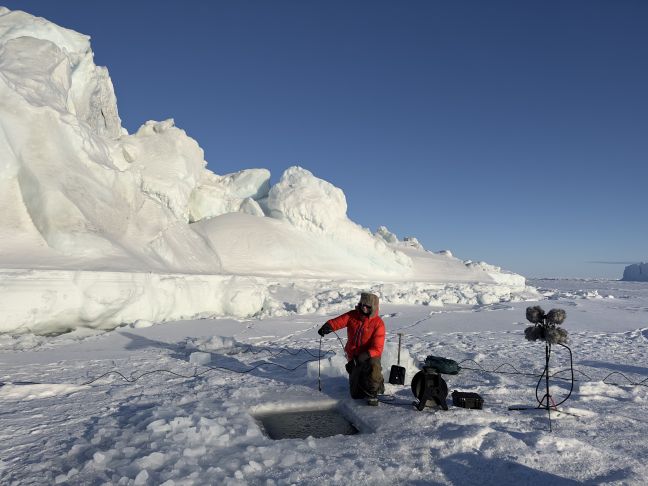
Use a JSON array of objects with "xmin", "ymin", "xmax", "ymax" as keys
[{"xmin": 255, "ymin": 408, "xmax": 360, "ymax": 440}]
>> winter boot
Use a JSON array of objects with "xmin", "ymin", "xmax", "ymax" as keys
[{"xmin": 367, "ymin": 396, "xmax": 379, "ymax": 406}]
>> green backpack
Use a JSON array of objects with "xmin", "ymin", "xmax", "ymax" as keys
[{"xmin": 423, "ymin": 355, "xmax": 460, "ymax": 375}]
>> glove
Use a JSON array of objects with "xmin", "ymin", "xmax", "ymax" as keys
[
  {"xmin": 345, "ymin": 359, "xmax": 357, "ymax": 374},
  {"xmin": 317, "ymin": 323, "xmax": 333, "ymax": 337}
]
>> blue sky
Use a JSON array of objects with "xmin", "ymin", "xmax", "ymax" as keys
[{"xmin": 4, "ymin": 1, "xmax": 647, "ymax": 278}]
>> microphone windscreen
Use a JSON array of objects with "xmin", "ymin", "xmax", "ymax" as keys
[
  {"xmin": 546, "ymin": 309, "xmax": 566, "ymax": 325},
  {"xmin": 526, "ymin": 306, "xmax": 545, "ymax": 324}
]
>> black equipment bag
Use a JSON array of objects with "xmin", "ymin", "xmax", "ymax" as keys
[{"xmin": 423, "ymin": 355, "xmax": 460, "ymax": 375}]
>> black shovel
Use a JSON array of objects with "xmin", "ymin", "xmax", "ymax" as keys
[{"xmin": 388, "ymin": 333, "xmax": 406, "ymax": 385}]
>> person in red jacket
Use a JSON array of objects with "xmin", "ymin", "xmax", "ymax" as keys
[{"xmin": 318, "ymin": 292, "xmax": 385, "ymax": 406}]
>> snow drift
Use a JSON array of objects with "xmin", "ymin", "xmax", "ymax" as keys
[{"xmin": 0, "ymin": 7, "xmax": 531, "ymax": 334}]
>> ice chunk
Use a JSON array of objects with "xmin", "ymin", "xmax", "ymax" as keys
[
  {"xmin": 0, "ymin": 10, "xmax": 122, "ymax": 138},
  {"xmin": 266, "ymin": 167, "xmax": 412, "ymax": 275},
  {"xmin": 0, "ymin": 383, "xmax": 88, "ymax": 400},
  {"xmin": 131, "ymin": 119, "xmax": 206, "ymax": 220},
  {"xmin": 188, "ymin": 168, "xmax": 270, "ymax": 222},
  {"xmin": 376, "ymin": 226, "xmax": 399, "ymax": 244},
  {"xmin": 137, "ymin": 452, "xmax": 166, "ymax": 470},
  {"xmin": 189, "ymin": 352, "xmax": 212, "ymax": 366},
  {"xmin": 134, "ymin": 470, "xmax": 149, "ymax": 485},
  {"xmin": 267, "ymin": 166, "xmax": 347, "ymax": 233},
  {"xmin": 186, "ymin": 335, "xmax": 237, "ymax": 352}
]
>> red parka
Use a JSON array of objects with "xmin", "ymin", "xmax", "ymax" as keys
[{"xmin": 327, "ymin": 310, "xmax": 385, "ymax": 360}]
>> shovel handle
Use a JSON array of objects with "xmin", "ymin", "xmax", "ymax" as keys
[{"xmin": 397, "ymin": 333, "xmax": 402, "ymax": 365}]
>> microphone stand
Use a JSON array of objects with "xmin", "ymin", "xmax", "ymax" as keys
[
  {"xmin": 536, "ymin": 342, "xmax": 557, "ymax": 431},
  {"xmin": 509, "ymin": 339, "xmax": 576, "ymax": 432}
]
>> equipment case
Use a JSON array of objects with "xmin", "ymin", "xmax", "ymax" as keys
[{"xmin": 451, "ymin": 390, "xmax": 483, "ymax": 409}]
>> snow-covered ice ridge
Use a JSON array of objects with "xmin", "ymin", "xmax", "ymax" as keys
[
  {"xmin": 0, "ymin": 8, "xmax": 529, "ymax": 334},
  {"xmin": 0, "ymin": 269, "xmax": 533, "ymax": 335},
  {"xmin": 623, "ymin": 263, "xmax": 648, "ymax": 282}
]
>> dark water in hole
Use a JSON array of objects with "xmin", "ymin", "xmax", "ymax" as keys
[{"xmin": 257, "ymin": 409, "xmax": 359, "ymax": 440}]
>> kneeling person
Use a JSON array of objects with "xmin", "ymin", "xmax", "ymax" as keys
[{"xmin": 318, "ymin": 292, "xmax": 385, "ymax": 406}]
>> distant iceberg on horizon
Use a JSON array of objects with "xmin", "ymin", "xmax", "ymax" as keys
[{"xmin": 622, "ymin": 263, "xmax": 648, "ymax": 282}]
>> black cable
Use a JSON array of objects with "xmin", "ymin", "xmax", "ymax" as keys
[
  {"xmin": 600, "ymin": 371, "xmax": 648, "ymax": 387},
  {"xmin": 100, "ymin": 358, "xmax": 646, "ymax": 391},
  {"xmin": 12, "ymin": 338, "xmax": 648, "ymax": 392},
  {"xmin": 331, "ymin": 329, "xmax": 348, "ymax": 359},
  {"xmin": 233, "ymin": 345, "xmax": 324, "ymax": 359},
  {"xmin": 527, "ymin": 343, "xmax": 574, "ymax": 431},
  {"xmin": 535, "ymin": 365, "xmax": 546, "ymax": 406},
  {"xmin": 6, "ymin": 340, "xmax": 344, "ymax": 389},
  {"xmin": 318, "ymin": 335, "xmax": 322, "ymax": 392},
  {"xmin": 80, "ymin": 345, "xmax": 338, "ymax": 386},
  {"xmin": 552, "ymin": 368, "xmax": 593, "ymax": 382},
  {"xmin": 81, "ymin": 354, "xmax": 331, "ymax": 387},
  {"xmin": 81, "ymin": 368, "xmax": 196, "ymax": 386},
  {"xmin": 457, "ymin": 357, "xmax": 648, "ymax": 389},
  {"xmin": 553, "ymin": 343, "xmax": 574, "ymax": 406},
  {"xmin": 198, "ymin": 357, "xmax": 324, "ymax": 375}
]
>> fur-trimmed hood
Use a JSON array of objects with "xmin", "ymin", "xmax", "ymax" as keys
[{"xmin": 356, "ymin": 292, "xmax": 379, "ymax": 318}]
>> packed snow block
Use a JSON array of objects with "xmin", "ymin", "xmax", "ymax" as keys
[
  {"xmin": 186, "ymin": 335, "xmax": 238, "ymax": 352},
  {"xmin": 306, "ymin": 352, "xmax": 348, "ymax": 379},
  {"xmin": 189, "ymin": 352, "xmax": 212, "ymax": 366},
  {"xmin": 0, "ymin": 383, "xmax": 88, "ymax": 400},
  {"xmin": 381, "ymin": 340, "xmax": 418, "ymax": 385}
]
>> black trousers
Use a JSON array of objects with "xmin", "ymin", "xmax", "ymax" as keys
[{"xmin": 347, "ymin": 357, "xmax": 385, "ymax": 399}]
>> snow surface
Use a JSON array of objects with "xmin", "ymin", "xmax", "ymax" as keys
[
  {"xmin": 0, "ymin": 7, "xmax": 527, "ymax": 335},
  {"xmin": 623, "ymin": 263, "xmax": 648, "ymax": 282},
  {"xmin": 2, "ymin": 279, "xmax": 648, "ymax": 485}
]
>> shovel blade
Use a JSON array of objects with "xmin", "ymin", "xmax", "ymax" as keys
[{"xmin": 388, "ymin": 365, "xmax": 406, "ymax": 385}]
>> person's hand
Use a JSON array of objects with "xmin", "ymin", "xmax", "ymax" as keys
[
  {"xmin": 317, "ymin": 323, "xmax": 333, "ymax": 336},
  {"xmin": 345, "ymin": 359, "xmax": 357, "ymax": 373}
]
